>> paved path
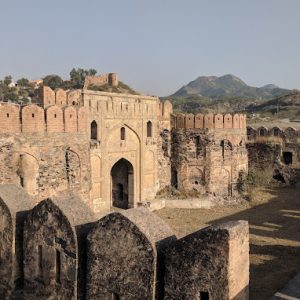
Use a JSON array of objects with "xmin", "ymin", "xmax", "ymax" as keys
[{"xmin": 271, "ymin": 272, "xmax": 300, "ymax": 300}]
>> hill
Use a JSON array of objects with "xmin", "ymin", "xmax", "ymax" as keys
[
  {"xmin": 247, "ymin": 91, "xmax": 300, "ymax": 120},
  {"xmin": 165, "ymin": 74, "xmax": 297, "ymax": 114},
  {"xmin": 173, "ymin": 74, "xmax": 292, "ymax": 100}
]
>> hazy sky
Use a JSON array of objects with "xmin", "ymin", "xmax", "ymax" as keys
[{"xmin": 0, "ymin": 0, "xmax": 300, "ymax": 96}]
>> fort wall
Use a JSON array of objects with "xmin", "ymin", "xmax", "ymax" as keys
[
  {"xmin": 246, "ymin": 125, "xmax": 300, "ymax": 184},
  {"xmin": 0, "ymin": 197, "xmax": 249, "ymax": 300},
  {"xmin": 38, "ymin": 86, "xmax": 82, "ymax": 108},
  {"xmin": 0, "ymin": 131, "xmax": 91, "ymax": 205},
  {"xmin": 247, "ymin": 125, "xmax": 300, "ymax": 143},
  {"xmin": 87, "ymin": 209, "xmax": 175, "ymax": 299},
  {"xmin": 0, "ymin": 185, "xmax": 35, "ymax": 299},
  {"xmin": 0, "ymin": 101, "xmax": 91, "ymax": 209},
  {"xmin": 164, "ymin": 220, "xmax": 249, "ymax": 300},
  {"xmin": 173, "ymin": 113, "xmax": 247, "ymax": 130},
  {"xmin": 0, "ymin": 103, "xmax": 86, "ymax": 134},
  {"xmin": 83, "ymin": 90, "xmax": 172, "ymax": 211},
  {"xmin": 83, "ymin": 73, "xmax": 119, "ymax": 89},
  {"xmin": 169, "ymin": 113, "xmax": 248, "ymax": 197}
]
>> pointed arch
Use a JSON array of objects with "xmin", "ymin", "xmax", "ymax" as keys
[
  {"xmin": 147, "ymin": 121, "xmax": 152, "ymax": 137},
  {"xmin": 111, "ymin": 158, "xmax": 134, "ymax": 209},
  {"xmin": 91, "ymin": 120, "xmax": 97, "ymax": 140}
]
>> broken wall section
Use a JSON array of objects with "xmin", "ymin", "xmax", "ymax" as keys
[
  {"xmin": 86, "ymin": 208, "xmax": 175, "ymax": 300},
  {"xmin": 164, "ymin": 220, "xmax": 249, "ymax": 300},
  {"xmin": 0, "ymin": 133, "xmax": 91, "ymax": 207},
  {"xmin": 0, "ymin": 185, "xmax": 35, "ymax": 299}
]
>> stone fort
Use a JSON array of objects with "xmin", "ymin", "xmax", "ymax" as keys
[
  {"xmin": 0, "ymin": 83, "xmax": 248, "ymax": 212},
  {"xmin": 0, "ymin": 75, "xmax": 251, "ymax": 299}
]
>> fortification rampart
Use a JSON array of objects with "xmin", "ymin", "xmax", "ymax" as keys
[
  {"xmin": 0, "ymin": 103, "xmax": 86, "ymax": 134},
  {"xmin": 0, "ymin": 197, "xmax": 249, "ymax": 300},
  {"xmin": 247, "ymin": 125, "xmax": 300, "ymax": 142},
  {"xmin": 83, "ymin": 73, "xmax": 119, "ymax": 89},
  {"xmin": 172, "ymin": 113, "xmax": 247, "ymax": 130},
  {"xmin": 38, "ymin": 86, "xmax": 82, "ymax": 108},
  {"xmin": 157, "ymin": 100, "xmax": 173, "ymax": 119},
  {"xmin": 83, "ymin": 90, "xmax": 173, "ymax": 121}
]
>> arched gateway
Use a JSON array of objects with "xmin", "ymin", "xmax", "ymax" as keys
[{"xmin": 111, "ymin": 158, "xmax": 134, "ymax": 209}]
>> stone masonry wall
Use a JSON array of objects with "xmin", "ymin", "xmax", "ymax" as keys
[
  {"xmin": 0, "ymin": 133, "xmax": 91, "ymax": 206},
  {"xmin": 247, "ymin": 143, "xmax": 282, "ymax": 171},
  {"xmin": 171, "ymin": 127, "xmax": 248, "ymax": 197},
  {"xmin": 156, "ymin": 100, "xmax": 173, "ymax": 191},
  {"xmin": 86, "ymin": 208, "xmax": 175, "ymax": 300},
  {"xmin": 0, "ymin": 103, "xmax": 86, "ymax": 134},
  {"xmin": 0, "ymin": 198, "xmax": 13, "ymax": 299},
  {"xmin": 0, "ymin": 197, "xmax": 249, "ymax": 299},
  {"xmin": 83, "ymin": 73, "xmax": 119, "ymax": 89},
  {"xmin": 23, "ymin": 199, "xmax": 77, "ymax": 300},
  {"xmin": 164, "ymin": 220, "xmax": 249, "ymax": 300},
  {"xmin": 38, "ymin": 86, "xmax": 82, "ymax": 108}
]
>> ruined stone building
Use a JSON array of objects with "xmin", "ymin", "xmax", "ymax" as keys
[
  {"xmin": 0, "ymin": 189, "xmax": 249, "ymax": 299},
  {"xmin": 247, "ymin": 125, "xmax": 300, "ymax": 166},
  {"xmin": 247, "ymin": 125, "xmax": 300, "ymax": 184},
  {"xmin": 171, "ymin": 113, "xmax": 248, "ymax": 196},
  {"xmin": 0, "ymin": 75, "xmax": 251, "ymax": 299},
  {"xmin": 0, "ymin": 77, "xmax": 248, "ymax": 213}
]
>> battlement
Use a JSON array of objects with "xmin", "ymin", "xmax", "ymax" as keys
[
  {"xmin": 0, "ymin": 103, "xmax": 86, "ymax": 134},
  {"xmin": 157, "ymin": 100, "xmax": 173, "ymax": 119},
  {"xmin": 172, "ymin": 113, "xmax": 247, "ymax": 129},
  {"xmin": 83, "ymin": 73, "xmax": 119, "ymax": 89},
  {"xmin": 247, "ymin": 125, "xmax": 300, "ymax": 141},
  {"xmin": 83, "ymin": 90, "xmax": 169, "ymax": 119},
  {"xmin": 38, "ymin": 86, "xmax": 82, "ymax": 108}
]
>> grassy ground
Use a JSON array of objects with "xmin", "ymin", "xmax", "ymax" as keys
[{"xmin": 155, "ymin": 187, "xmax": 300, "ymax": 300}]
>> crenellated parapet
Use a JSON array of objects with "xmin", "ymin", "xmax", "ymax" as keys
[
  {"xmin": 172, "ymin": 113, "xmax": 247, "ymax": 129},
  {"xmin": 247, "ymin": 125, "xmax": 300, "ymax": 141},
  {"xmin": 38, "ymin": 86, "xmax": 82, "ymax": 108},
  {"xmin": 0, "ymin": 103, "xmax": 86, "ymax": 134},
  {"xmin": 157, "ymin": 100, "xmax": 173, "ymax": 119}
]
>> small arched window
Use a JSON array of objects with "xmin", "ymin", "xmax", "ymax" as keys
[
  {"xmin": 147, "ymin": 121, "xmax": 152, "ymax": 137},
  {"xmin": 91, "ymin": 120, "xmax": 97, "ymax": 140},
  {"xmin": 121, "ymin": 127, "xmax": 125, "ymax": 140},
  {"xmin": 273, "ymin": 128, "xmax": 280, "ymax": 136},
  {"xmin": 259, "ymin": 128, "xmax": 266, "ymax": 136}
]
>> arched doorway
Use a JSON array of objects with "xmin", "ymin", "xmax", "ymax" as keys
[
  {"xmin": 111, "ymin": 158, "xmax": 134, "ymax": 209},
  {"xmin": 283, "ymin": 151, "xmax": 293, "ymax": 165},
  {"xmin": 17, "ymin": 153, "xmax": 39, "ymax": 195}
]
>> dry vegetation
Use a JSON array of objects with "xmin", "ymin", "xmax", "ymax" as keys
[{"xmin": 155, "ymin": 186, "xmax": 300, "ymax": 300}]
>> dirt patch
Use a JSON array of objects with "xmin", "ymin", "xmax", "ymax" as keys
[{"xmin": 155, "ymin": 187, "xmax": 300, "ymax": 300}]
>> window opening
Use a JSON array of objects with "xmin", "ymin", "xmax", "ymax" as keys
[
  {"xmin": 121, "ymin": 127, "xmax": 125, "ymax": 140},
  {"xmin": 56, "ymin": 249, "xmax": 61, "ymax": 284},
  {"xmin": 147, "ymin": 121, "xmax": 152, "ymax": 137},
  {"xmin": 200, "ymin": 291, "xmax": 209, "ymax": 300}
]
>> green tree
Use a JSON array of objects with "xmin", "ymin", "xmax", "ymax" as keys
[
  {"xmin": 43, "ymin": 74, "xmax": 63, "ymax": 90},
  {"xmin": 4, "ymin": 75, "xmax": 12, "ymax": 86},
  {"xmin": 69, "ymin": 68, "xmax": 97, "ymax": 88},
  {"xmin": 17, "ymin": 78, "xmax": 30, "ymax": 87},
  {"xmin": 5, "ymin": 91, "xmax": 19, "ymax": 102}
]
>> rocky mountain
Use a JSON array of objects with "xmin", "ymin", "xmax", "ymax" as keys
[{"xmin": 172, "ymin": 74, "xmax": 293, "ymax": 100}]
